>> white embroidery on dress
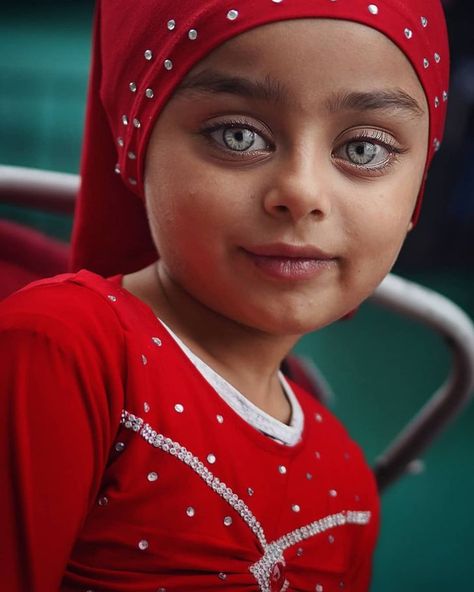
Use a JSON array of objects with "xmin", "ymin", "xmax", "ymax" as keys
[{"xmin": 120, "ymin": 410, "xmax": 371, "ymax": 592}]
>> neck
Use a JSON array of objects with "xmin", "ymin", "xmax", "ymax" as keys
[{"xmin": 123, "ymin": 263, "xmax": 300, "ymax": 420}]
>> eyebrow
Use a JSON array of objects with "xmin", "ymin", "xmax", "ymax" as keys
[{"xmin": 176, "ymin": 69, "xmax": 424, "ymax": 117}]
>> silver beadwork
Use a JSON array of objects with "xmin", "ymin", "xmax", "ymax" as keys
[
  {"xmin": 129, "ymin": 82, "xmax": 137, "ymax": 92},
  {"xmin": 404, "ymin": 28, "xmax": 413, "ymax": 39},
  {"xmin": 227, "ymin": 9, "xmax": 239, "ymax": 20},
  {"xmin": 164, "ymin": 59, "xmax": 173, "ymax": 70},
  {"xmin": 167, "ymin": 19, "xmax": 176, "ymax": 30},
  {"xmin": 145, "ymin": 88, "xmax": 154, "ymax": 99},
  {"xmin": 368, "ymin": 4, "xmax": 379, "ymax": 15},
  {"xmin": 188, "ymin": 29, "xmax": 198, "ymax": 40},
  {"xmin": 147, "ymin": 471, "xmax": 158, "ymax": 482},
  {"xmin": 128, "ymin": 151, "xmax": 136, "ymax": 160},
  {"xmin": 133, "ymin": 118, "xmax": 141, "ymax": 128},
  {"xmin": 174, "ymin": 403, "xmax": 184, "ymax": 413},
  {"xmin": 224, "ymin": 516, "xmax": 233, "ymax": 526},
  {"xmin": 144, "ymin": 49, "xmax": 153, "ymax": 61},
  {"xmin": 138, "ymin": 539, "xmax": 149, "ymax": 550},
  {"xmin": 434, "ymin": 138, "xmax": 441, "ymax": 152}
]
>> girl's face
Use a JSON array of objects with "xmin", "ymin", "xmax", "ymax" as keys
[{"xmin": 144, "ymin": 19, "xmax": 429, "ymax": 336}]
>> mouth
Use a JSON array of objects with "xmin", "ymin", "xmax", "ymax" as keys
[{"xmin": 241, "ymin": 243, "xmax": 338, "ymax": 281}]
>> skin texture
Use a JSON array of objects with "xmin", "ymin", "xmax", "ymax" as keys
[{"xmin": 124, "ymin": 19, "xmax": 429, "ymax": 420}]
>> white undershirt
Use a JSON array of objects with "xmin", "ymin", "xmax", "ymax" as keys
[{"xmin": 160, "ymin": 320, "xmax": 304, "ymax": 446}]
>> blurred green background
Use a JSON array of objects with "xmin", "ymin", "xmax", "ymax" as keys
[{"xmin": 1, "ymin": 3, "xmax": 473, "ymax": 590}]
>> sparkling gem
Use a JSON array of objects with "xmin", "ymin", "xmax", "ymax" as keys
[
  {"xmin": 167, "ymin": 19, "xmax": 176, "ymax": 30},
  {"xmin": 152, "ymin": 337, "xmax": 162, "ymax": 346},
  {"xmin": 404, "ymin": 28, "xmax": 413, "ymax": 39},
  {"xmin": 316, "ymin": 586, "xmax": 324, "ymax": 592},
  {"xmin": 368, "ymin": 4, "xmax": 379, "ymax": 15},
  {"xmin": 164, "ymin": 59, "xmax": 173, "ymax": 70},
  {"xmin": 227, "ymin": 9, "xmax": 239, "ymax": 20},
  {"xmin": 129, "ymin": 177, "xmax": 138, "ymax": 186},
  {"xmin": 115, "ymin": 442, "xmax": 125, "ymax": 452},
  {"xmin": 434, "ymin": 52, "xmax": 441, "ymax": 63},
  {"xmin": 114, "ymin": 164, "xmax": 120, "ymax": 175},
  {"xmin": 117, "ymin": 137, "xmax": 124, "ymax": 147},
  {"xmin": 434, "ymin": 138, "xmax": 441, "ymax": 152},
  {"xmin": 98, "ymin": 496, "xmax": 108, "ymax": 506},
  {"xmin": 296, "ymin": 547, "xmax": 304, "ymax": 557},
  {"xmin": 129, "ymin": 82, "xmax": 137, "ymax": 92},
  {"xmin": 128, "ymin": 151, "xmax": 136, "ymax": 160},
  {"xmin": 107, "ymin": 294, "xmax": 117, "ymax": 302},
  {"xmin": 442, "ymin": 91, "xmax": 448, "ymax": 101},
  {"xmin": 421, "ymin": 16, "xmax": 428, "ymax": 27},
  {"xmin": 218, "ymin": 572, "xmax": 227, "ymax": 580},
  {"xmin": 224, "ymin": 516, "xmax": 233, "ymax": 526},
  {"xmin": 328, "ymin": 534, "xmax": 335, "ymax": 544},
  {"xmin": 216, "ymin": 414, "xmax": 224, "ymax": 423},
  {"xmin": 278, "ymin": 465, "xmax": 287, "ymax": 474},
  {"xmin": 145, "ymin": 88, "xmax": 154, "ymax": 99},
  {"xmin": 174, "ymin": 403, "xmax": 184, "ymax": 413},
  {"xmin": 329, "ymin": 489, "xmax": 338, "ymax": 497},
  {"xmin": 272, "ymin": 0, "xmax": 284, "ymax": 3},
  {"xmin": 144, "ymin": 49, "xmax": 153, "ymax": 60},
  {"xmin": 147, "ymin": 471, "xmax": 158, "ymax": 482},
  {"xmin": 138, "ymin": 539, "xmax": 149, "ymax": 550},
  {"xmin": 188, "ymin": 29, "xmax": 198, "ymax": 40},
  {"xmin": 306, "ymin": 472, "xmax": 312, "ymax": 480},
  {"xmin": 144, "ymin": 402, "xmax": 150, "ymax": 413},
  {"xmin": 434, "ymin": 97, "xmax": 440, "ymax": 108},
  {"xmin": 186, "ymin": 506, "xmax": 195, "ymax": 517},
  {"xmin": 315, "ymin": 413, "xmax": 323, "ymax": 422},
  {"xmin": 247, "ymin": 487, "xmax": 254, "ymax": 496},
  {"xmin": 142, "ymin": 354, "xmax": 148, "ymax": 365},
  {"xmin": 292, "ymin": 504, "xmax": 300, "ymax": 513},
  {"xmin": 423, "ymin": 58, "xmax": 429, "ymax": 69},
  {"xmin": 133, "ymin": 118, "xmax": 141, "ymax": 128},
  {"xmin": 122, "ymin": 114, "xmax": 128, "ymax": 125},
  {"xmin": 207, "ymin": 453, "xmax": 216, "ymax": 464}
]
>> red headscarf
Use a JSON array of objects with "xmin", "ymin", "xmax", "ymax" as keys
[{"xmin": 71, "ymin": 0, "xmax": 450, "ymax": 276}]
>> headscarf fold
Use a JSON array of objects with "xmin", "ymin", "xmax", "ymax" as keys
[{"xmin": 71, "ymin": 0, "xmax": 450, "ymax": 276}]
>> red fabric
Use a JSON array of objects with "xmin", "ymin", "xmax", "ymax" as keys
[
  {"xmin": 71, "ymin": 0, "xmax": 450, "ymax": 276},
  {"xmin": 0, "ymin": 271, "xmax": 379, "ymax": 591}
]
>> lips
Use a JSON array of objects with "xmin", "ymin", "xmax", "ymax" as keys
[{"xmin": 242, "ymin": 243, "xmax": 337, "ymax": 281}]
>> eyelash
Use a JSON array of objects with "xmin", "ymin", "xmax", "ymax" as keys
[{"xmin": 199, "ymin": 119, "xmax": 405, "ymax": 172}]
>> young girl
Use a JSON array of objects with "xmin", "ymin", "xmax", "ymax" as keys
[{"xmin": 0, "ymin": 1, "xmax": 450, "ymax": 591}]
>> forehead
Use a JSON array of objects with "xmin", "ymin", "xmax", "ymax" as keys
[{"xmin": 183, "ymin": 19, "xmax": 427, "ymax": 111}]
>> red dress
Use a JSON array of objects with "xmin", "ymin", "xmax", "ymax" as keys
[{"xmin": 0, "ymin": 270, "xmax": 379, "ymax": 592}]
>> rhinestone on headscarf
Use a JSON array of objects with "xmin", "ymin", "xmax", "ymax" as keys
[
  {"xmin": 144, "ymin": 401, "xmax": 150, "ymax": 412},
  {"xmin": 434, "ymin": 52, "xmax": 441, "ymax": 63},
  {"xmin": 442, "ymin": 90, "xmax": 448, "ymax": 102},
  {"xmin": 114, "ymin": 163, "xmax": 121, "ymax": 175},
  {"xmin": 107, "ymin": 294, "xmax": 117, "ymax": 302},
  {"xmin": 278, "ymin": 465, "xmax": 287, "ymax": 474},
  {"xmin": 115, "ymin": 441, "xmax": 125, "ymax": 452},
  {"xmin": 174, "ymin": 403, "xmax": 184, "ymax": 413},
  {"xmin": 423, "ymin": 58, "xmax": 430, "ymax": 68},
  {"xmin": 167, "ymin": 19, "xmax": 176, "ymax": 30},
  {"xmin": 129, "ymin": 177, "xmax": 138, "ymax": 186},
  {"xmin": 368, "ymin": 4, "xmax": 379, "ymax": 15},
  {"xmin": 128, "ymin": 151, "xmax": 136, "ymax": 160},
  {"xmin": 329, "ymin": 489, "xmax": 338, "ymax": 497},
  {"xmin": 144, "ymin": 49, "xmax": 153, "ymax": 60},
  {"xmin": 122, "ymin": 114, "xmax": 128, "ymax": 125},
  {"xmin": 218, "ymin": 573, "xmax": 227, "ymax": 580},
  {"xmin": 164, "ymin": 59, "xmax": 173, "ymax": 70},
  {"xmin": 141, "ymin": 354, "xmax": 148, "ymax": 365},
  {"xmin": 207, "ymin": 453, "xmax": 216, "ymax": 464},
  {"xmin": 138, "ymin": 539, "xmax": 149, "ymax": 550},
  {"xmin": 328, "ymin": 534, "xmax": 335, "ymax": 544},
  {"xmin": 147, "ymin": 471, "xmax": 158, "ymax": 481},
  {"xmin": 224, "ymin": 516, "xmax": 233, "ymax": 526},
  {"xmin": 421, "ymin": 16, "xmax": 428, "ymax": 27},
  {"xmin": 227, "ymin": 9, "xmax": 239, "ymax": 20},
  {"xmin": 117, "ymin": 137, "xmax": 124, "ymax": 147},
  {"xmin": 216, "ymin": 414, "xmax": 224, "ymax": 423},
  {"xmin": 188, "ymin": 29, "xmax": 198, "ymax": 40},
  {"xmin": 434, "ymin": 96, "xmax": 440, "ymax": 108},
  {"xmin": 404, "ymin": 28, "xmax": 413, "ymax": 39},
  {"xmin": 186, "ymin": 506, "xmax": 195, "ymax": 517},
  {"xmin": 129, "ymin": 81, "xmax": 137, "ymax": 92},
  {"xmin": 98, "ymin": 496, "xmax": 109, "ymax": 506},
  {"xmin": 133, "ymin": 118, "xmax": 141, "ymax": 128},
  {"xmin": 291, "ymin": 504, "xmax": 301, "ymax": 513},
  {"xmin": 152, "ymin": 337, "xmax": 162, "ymax": 346},
  {"xmin": 145, "ymin": 88, "xmax": 154, "ymax": 99},
  {"xmin": 316, "ymin": 586, "xmax": 324, "ymax": 592}
]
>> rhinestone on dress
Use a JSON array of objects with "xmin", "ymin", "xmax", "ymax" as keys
[
  {"xmin": 144, "ymin": 49, "xmax": 153, "ymax": 60},
  {"xmin": 186, "ymin": 506, "xmax": 195, "ymax": 517},
  {"xmin": 207, "ymin": 453, "xmax": 216, "ymax": 464},
  {"xmin": 147, "ymin": 471, "xmax": 158, "ymax": 482},
  {"xmin": 144, "ymin": 402, "xmax": 150, "ymax": 413},
  {"xmin": 404, "ymin": 28, "xmax": 413, "ymax": 39},
  {"xmin": 278, "ymin": 465, "xmax": 287, "ymax": 474},
  {"xmin": 138, "ymin": 539, "xmax": 149, "ymax": 550},
  {"xmin": 224, "ymin": 516, "xmax": 233, "ymax": 526},
  {"xmin": 174, "ymin": 403, "xmax": 184, "ymax": 413},
  {"xmin": 145, "ymin": 88, "xmax": 154, "ymax": 99},
  {"xmin": 368, "ymin": 4, "xmax": 379, "ymax": 15},
  {"xmin": 164, "ymin": 59, "xmax": 173, "ymax": 70},
  {"xmin": 98, "ymin": 496, "xmax": 108, "ymax": 506},
  {"xmin": 227, "ymin": 9, "xmax": 238, "ymax": 20},
  {"xmin": 188, "ymin": 29, "xmax": 198, "ymax": 40},
  {"xmin": 167, "ymin": 19, "xmax": 176, "ymax": 30},
  {"xmin": 216, "ymin": 414, "xmax": 224, "ymax": 423},
  {"xmin": 292, "ymin": 504, "xmax": 300, "ymax": 513},
  {"xmin": 115, "ymin": 442, "xmax": 125, "ymax": 452},
  {"xmin": 152, "ymin": 337, "xmax": 162, "ymax": 346},
  {"xmin": 129, "ymin": 81, "xmax": 137, "ymax": 92}
]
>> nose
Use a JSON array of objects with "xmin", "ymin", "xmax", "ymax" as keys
[{"xmin": 262, "ymin": 151, "xmax": 332, "ymax": 222}]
